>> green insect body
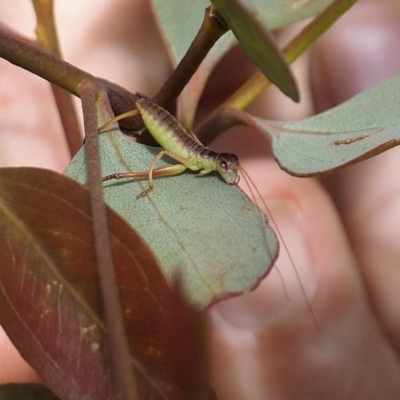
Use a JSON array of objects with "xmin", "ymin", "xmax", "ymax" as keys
[{"xmin": 136, "ymin": 98, "xmax": 240, "ymax": 185}]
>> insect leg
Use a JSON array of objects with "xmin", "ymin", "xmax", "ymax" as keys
[
  {"xmin": 100, "ymin": 149, "xmax": 193, "ymax": 197},
  {"xmin": 98, "ymin": 109, "xmax": 140, "ymax": 132},
  {"xmin": 137, "ymin": 150, "xmax": 168, "ymax": 197},
  {"xmin": 138, "ymin": 149, "xmax": 199, "ymax": 197},
  {"xmin": 100, "ymin": 163, "xmax": 187, "ymax": 185}
]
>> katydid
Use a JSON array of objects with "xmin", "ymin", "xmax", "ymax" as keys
[
  {"xmin": 100, "ymin": 96, "xmax": 241, "ymax": 197},
  {"xmin": 99, "ymin": 97, "xmax": 317, "ymax": 325}
]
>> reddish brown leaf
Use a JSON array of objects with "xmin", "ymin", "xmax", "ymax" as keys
[{"xmin": 0, "ymin": 167, "xmax": 215, "ymax": 400}]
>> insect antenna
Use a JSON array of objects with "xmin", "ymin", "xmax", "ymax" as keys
[
  {"xmin": 237, "ymin": 165, "xmax": 320, "ymax": 330},
  {"xmin": 237, "ymin": 166, "xmax": 290, "ymax": 301}
]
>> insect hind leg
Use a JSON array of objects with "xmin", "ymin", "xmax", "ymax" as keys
[{"xmin": 137, "ymin": 150, "xmax": 189, "ymax": 198}]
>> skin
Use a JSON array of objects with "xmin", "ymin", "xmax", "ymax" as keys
[{"xmin": 1, "ymin": 0, "xmax": 400, "ymax": 398}]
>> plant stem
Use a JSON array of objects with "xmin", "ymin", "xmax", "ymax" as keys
[
  {"xmin": 32, "ymin": 0, "xmax": 82, "ymax": 158},
  {"xmin": 0, "ymin": 28, "xmax": 142, "ymax": 133},
  {"xmin": 0, "ymin": 28, "xmax": 86, "ymax": 95},
  {"xmin": 32, "ymin": 0, "xmax": 61, "ymax": 56},
  {"xmin": 152, "ymin": 6, "xmax": 228, "ymax": 108},
  {"xmin": 81, "ymin": 84, "xmax": 138, "ymax": 400}
]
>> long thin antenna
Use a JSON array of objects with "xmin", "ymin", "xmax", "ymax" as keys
[
  {"xmin": 238, "ymin": 167, "xmax": 291, "ymax": 302},
  {"xmin": 238, "ymin": 166, "xmax": 320, "ymax": 330}
]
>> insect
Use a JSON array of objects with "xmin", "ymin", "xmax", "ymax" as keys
[
  {"xmin": 100, "ymin": 96, "xmax": 242, "ymax": 198},
  {"xmin": 99, "ymin": 96, "xmax": 317, "ymax": 325}
]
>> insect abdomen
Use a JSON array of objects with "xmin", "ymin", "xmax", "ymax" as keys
[{"xmin": 136, "ymin": 98, "xmax": 194, "ymax": 153}]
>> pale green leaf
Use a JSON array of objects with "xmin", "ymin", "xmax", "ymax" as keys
[
  {"xmin": 65, "ymin": 131, "xmax": 278, "ymax": 308},
  {"xmin": 151, "ymin": 0, "xmax": 333, "ymax": 125},
  {"xmin": 247, "ymin": 74, "xmax": 400, "ymax": 175},
  {"xmin": 259, "ymin": 0, "xmax": 333, "ymax": 30},
  {"xmin": 151, "ymin": 0, "xmax": 333, "ymax": 65},
  {"xmin": 211, "ymin": 0, "xmax": 299, "ymax": 101}
]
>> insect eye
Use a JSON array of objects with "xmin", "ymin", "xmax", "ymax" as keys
[{"xmin": 219, "ymin": 160, "xmax": 228, "ymax": 171}]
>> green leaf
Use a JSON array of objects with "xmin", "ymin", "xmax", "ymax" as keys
[
  {"xmin": 65, "ymin": 131, "xmax": 278, "ymax": 308},
  {"xmin": 211, "ymin": 0, "xmax": 298, "ymax": 101},
  {"xmin": 260, "ymin": 0, "xmax": 333, "ymax": 30},
  {"xmin": 151, "ymin": 0, "xmax": 332, "ymax": 124},
  {"xmin": 0, "ymin": 384, "xmax": 61, "ymax": 400},
  {"xmin": 247, "ymin": 74, "xmax": 400, "ymax": 175},
  {"xmin": 151, "ymin": 0, "xmax": 332, "ymax": 65}
]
